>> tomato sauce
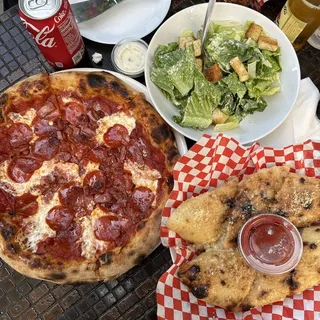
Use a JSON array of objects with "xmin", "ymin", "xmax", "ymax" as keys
[{"xmin": 239, "ymin": 214, "xmax": 303, "ymax": 274}]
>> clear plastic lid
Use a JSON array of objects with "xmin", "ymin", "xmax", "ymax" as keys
[
  {"xmin": 238, "ymin": 214, "xmax": 303, "ymax": 275},
  {"xmin": 111, "ymin": 38, "xmax": 148, "ymax": 78}
]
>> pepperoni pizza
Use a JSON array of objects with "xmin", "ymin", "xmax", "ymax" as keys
[{"xmin": 0, "ymin": 71, "xmax": 179, "ymax": 283}]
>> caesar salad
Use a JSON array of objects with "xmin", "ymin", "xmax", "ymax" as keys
[{"xmin": 150, "ymin": 21, "xmax": 282, "ymax": 132}]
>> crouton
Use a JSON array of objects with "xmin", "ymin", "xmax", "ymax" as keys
[
  {"xmin": 230, "ymin": 57, "xmax": 249, "ymax": 82},
  {"xmin": 178, "ymin": 36, "xmax": 195, "ymax": 49},
  {"xmin": 245, "ymin": 23, "xmax": 263, "ymax": 42},
  {"xmin": 195, "ymin": 58, "xmax": 202, "ymax": 71},
  {"xmin": 186, "ymin": 39, "xmax": 202, "ymax": 57},
  {"xmin": 258, "ymin": 35, "xmax": 279, "ymax": 52},
  {"xmin": 212, "ymin": 108, "xmax": 229, "ymax": 125},
  {"xmin": 205, "ymin": 64, "xmax": 223, "ymax": 83}
]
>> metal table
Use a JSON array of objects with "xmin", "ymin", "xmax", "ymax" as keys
[{"xmin": 0, "ymin": 0, "xmax": 319, "ymax": 319}]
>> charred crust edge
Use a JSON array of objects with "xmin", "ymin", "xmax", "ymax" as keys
[
  {"xmin": 1, "ymin": 226, "xmax": 15, "ymax": 241},
  {"xmin": 99, "ymin": 253, "xmax": 113, "ymax": 265},
  {"xmin": 46, "ymin": 271, "xmax": 67, "ymax": 280},
  {"xmin": 135, "ymin": 254, "xmax": 146, "ymax": 265},
  {"xmin": 87, "ymin": 73, "xmax": 107, "ymax": 89},
  {"xmin": 190, "ymin": 284, "xmax": 208, "ymax": 299},
  {"xmin": 110, "ymin": 81, "xmax": 129, "ymax": 98},
  {"xmin": 151, "ymin": 124, "xmax": 170, "ymax": 144}
]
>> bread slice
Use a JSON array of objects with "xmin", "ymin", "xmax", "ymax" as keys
[
  {"xmin": 178, "ymin": 249, "xmax": 256, "ymax": 311},
  {"xmin": 167, "ymin": 178, "xmax": 239, "ymax": 246}
]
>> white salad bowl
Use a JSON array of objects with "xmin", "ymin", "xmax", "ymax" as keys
[{"xmin": 145, "ymin": 3, "xmax": 300, "ymax": 144}]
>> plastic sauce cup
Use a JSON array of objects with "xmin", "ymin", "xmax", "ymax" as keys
[
  {"xmin": 238, "ymin": 214, "xmax": 303, "ymax": 275},
  {"xmin": 111, "ymin": 38, "xmax": 148, "ymax": 78}
]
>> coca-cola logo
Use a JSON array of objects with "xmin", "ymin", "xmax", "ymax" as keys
[
  {"xmin": 21, "ymin": 17, "xmax": 56, "ymax": 48},
  {"xmin": 54, "ymin": 9, "xmax": 66, "ymax": 23}
]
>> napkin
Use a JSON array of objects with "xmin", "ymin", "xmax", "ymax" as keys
[{"xmin": 259, "ymin": 78, "xmax": 320, "ymax": 148}]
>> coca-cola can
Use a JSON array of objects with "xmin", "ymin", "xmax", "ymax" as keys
[{"xmin": 19, "ymin": 0, "xmax": 85, "ymax": 69}]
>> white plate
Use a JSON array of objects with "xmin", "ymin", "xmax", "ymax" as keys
[
  {"xmin": 74, "ymin": 0, "xmax": 171, "ymax": 44},
  {"xmin": 54, "ymin": 68, "xmax": 188, "ymax": 156},
  {"xmin": 145, "ymin": 3, "xmax": 301, "ymax": 144}
]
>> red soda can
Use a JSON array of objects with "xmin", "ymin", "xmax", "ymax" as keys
[{"xmin": 19, "ymin": 0, "xmax": 85, "ymax": 69}]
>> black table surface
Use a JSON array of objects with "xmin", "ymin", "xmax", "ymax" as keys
[{"xmin": 0, "ymin": 1, "xmax": 320, "ymax": 319}]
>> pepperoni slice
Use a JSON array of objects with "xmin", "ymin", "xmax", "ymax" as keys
[
  {"xmin": 86, "ymin": 145, "xmax": 109, "ymax": 163},
  {"xmin": 33, "ymin": 117, "xmax": 58, "ymax": 137},
  {"xmin": 87, "ymin": 109, "xmax": 105, "ymax": 122},
  {"xmin": 84, "ymin": 170, "xmax": 106, "ymax": 195},
  {"xmin": 0, "ymin": 126, "xmax": 9, "ymax": 154},
  {"xmin": 129, "ymin": 123, "xmax": 166, "ymax": 173},
  {"xmin": 130, "ymin": 187, "xmax": 155, "ymax": 214},
  {"xmin": 0, "ymin": 153, "xmax": 9, "ymax": 164},
  {"xmin": 8, "ymin": 157, "xmax": 42, "ymax": 183},
  {"xmin": 31, "ymin": 137, "xmax": 60, "ymax": 160},
  {"xmin": 36, "ymin": 223, "xmax": 82, "ymax": 260},
  {"xmin": 37, "ymin": 101, "xmax": 60, "ymax": 119},
  {"xmin": 62, "ymin": 102, "xmax": 84, "ymax": 125},
  {"xmin": 46, "ymin": 206, "xmax": 73, "ymax": 231},
  {"xmin": 8, "ymin": 123, "xmax": 33, "ymax": 149},
  {"xmin": 16, "ymin": 193, "xmax": 38, "ymax": 217},
  {"xmin": 59, "ymin": 183, "xmax": 89, "ymax": 216},
  {"xmin": 85, "ymin": 97, "xmax": 120, "ymax": 115},
  {"xmin": 114, "ymin": 172, "xmax": 133, "ymax": 192},
  {"xmin": 94, "ymin": 215, "xmax": 121, "ymax": 241},
  {"xmin": 103, "ymin": 124, "xmax": 129, "ymax": 148},
  {"xmin": 0, "ymin": 189, "xmax": 15, "ymax": 213}
]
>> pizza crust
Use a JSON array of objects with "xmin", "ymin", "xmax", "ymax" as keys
[
  {"xmin": 49, "ymin": 71, "xmax": 139, "ymax": 105},
  {"xmin": 0, "ymin": 73, "xmax": 50, "ymax": 120},
  {"xmin": 0, "ymin": 204, "xmax": 163, "ymax": 283},
  {"xmin": 0, "ymin": 71, "xmax": 179, "ymax": 283}
]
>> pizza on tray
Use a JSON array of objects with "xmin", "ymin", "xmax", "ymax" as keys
[{"xmin": 0, "ymin": 71, "xmax": 179, "ymax": 283}]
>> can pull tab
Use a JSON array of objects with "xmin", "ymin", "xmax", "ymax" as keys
[{"xmin": 27, "ymin": 0, "xmax": 52, "ymax": 10}]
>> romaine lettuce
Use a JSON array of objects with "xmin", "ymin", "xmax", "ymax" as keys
[
  {"xmin": 207, "ymin": 38, "xmax": 255, "ymax": 70},
  {"xmin": 219, "ymin": 73, "xmax": 247, "ymax": 99},
  {"xmin": 150, "ymin": 67, "xmax": 175, "ymax": 98},
  {"xmin": 246, "ymin": 73, "xmax": 280, "ymax": 98},
  {"xmin": 156, "ymin": 49, "xmax": 184, "ymax": 69},
  {"xmin": 168, "ymin": 45, "xmax": 195, "ymax": 96},
  {"xmin": 154, "ymin": 42, "xmax": 178, "ymax": 67},
  {"xmin": 219, "ymin": 90, "xmax": 236, "ymax": 115},
  {"xmin": 174, "ymin": 69, "xmax": 221, "ymax": 129}
]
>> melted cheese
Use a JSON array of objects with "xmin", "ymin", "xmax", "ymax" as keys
[
  {"xmin": 91, "ymin": 205, "xmax": 116, "ymax": 219},
  {"xmin": 96, "ymin": 112, "xmax": 136, "ymax": 144},
  {"xmin": 84, "ymin": 161, "xmax": 100, "ymax": 174},
  {"xmin": 17, "ymin": 193, "xmax": 59, "ymax": 252},
  {"xmin": 124, "ymin": 159, "xmax": 161, "ymax": 195},
  {"xmin": 0, "ymin": 159, "xmax": 81, "ymax": 197},
  {"xmin": 61, "ymin": 96, "xmax": 80, "ymax": 104},
  {"xmin": 80, "ymin": 215, "xmax": 106, "ymax": 259},
  {"xmin": 7, "ymin": 108, "xmax": 37, "ymax": 126}
]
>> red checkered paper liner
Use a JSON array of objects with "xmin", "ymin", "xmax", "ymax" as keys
[{"xmin": 157, "ymin": 133, "xmax": 320, "ymax": 320}]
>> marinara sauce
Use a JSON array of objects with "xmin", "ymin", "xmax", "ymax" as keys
[{"xmin": 238, "ymin": 214, "xmax": 303, "ymax": 274}]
